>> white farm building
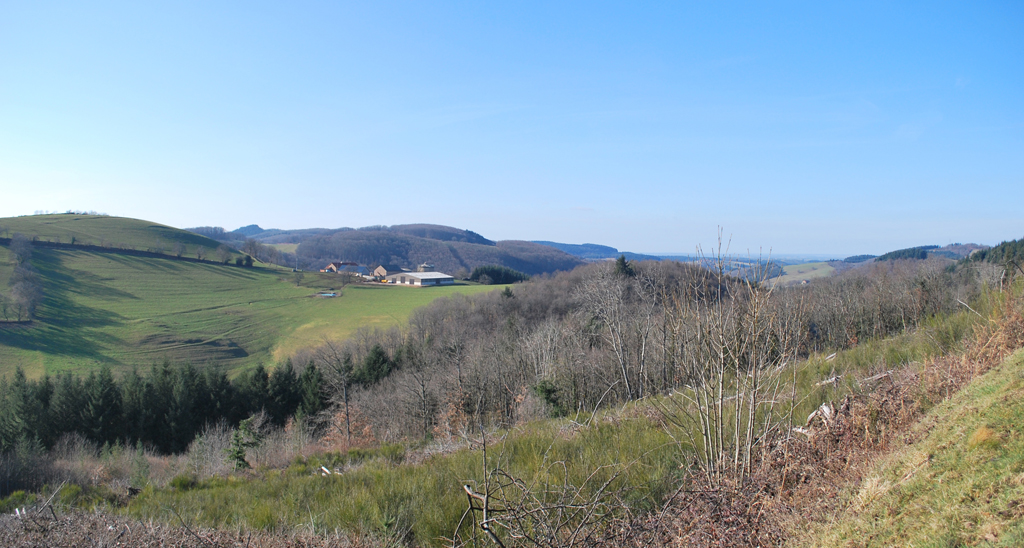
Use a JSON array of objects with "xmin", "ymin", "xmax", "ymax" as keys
[{"xmin": 386, "ymin": 271, "xmax": 455, "ymax": 286}]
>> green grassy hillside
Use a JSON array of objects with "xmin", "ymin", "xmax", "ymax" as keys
[
  {"xmin": 0, "ymin": 214, "xmax": 230, "ymax": 258},
  {"xmin": 805, "ymin": 349, "xmax": 1024, "ymax": 546},
  {"xmin": 0, "ymin": 247, "xmax": 500, "ymax": 378}
]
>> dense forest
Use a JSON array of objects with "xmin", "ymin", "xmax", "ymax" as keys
[
  {"xmin": 875, "ymin": 245, "xmax": 938, "ymax": 261},
  {"xmin": 970, "ymin": 236, "xmax": 1024, "ymax": 269},
  {"xmin": 0, "ymin": 362, "xmax": 331, "ymax": 457},
  {"xmin": 469, "ymin": 265, "xmax": 530, "ymax": 284}
]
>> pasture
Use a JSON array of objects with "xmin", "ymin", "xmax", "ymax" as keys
[
  {"xmin": 771, "ymin": 261, "xmax": 836, "ymax": 286},
  {"xmin": 0, "ymin": 248, "xmax": 500, "ymax": 378},
  {"xmin": 0, "ymin": 214, "xmax": 228, "ymax": 259},
  {"xmin": 266, "ymin": 243, "xmax": 299, "ymax": 254}
]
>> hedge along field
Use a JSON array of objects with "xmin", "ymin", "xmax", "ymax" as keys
[{"xmin": 0, "ymin": 247, "xmax": 502, "ymax": 378}]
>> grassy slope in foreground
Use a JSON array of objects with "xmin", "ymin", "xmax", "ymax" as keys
[
  {"xmin": 0, "ymin": 247, "xmax": 500, "ymax": 377},
  {"xmin": 805, "ymin": 349, "xmax": 1024, "ymax": 547},
  {"xmin": 127, "ymin": 411, "xmax": 680, "ymax": 546}
]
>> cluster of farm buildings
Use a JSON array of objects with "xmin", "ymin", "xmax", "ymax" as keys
[{"xmin": 319, "ymin": 262, "xmax": 455, "ymax": 286}]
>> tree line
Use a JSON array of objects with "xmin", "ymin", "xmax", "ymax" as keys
[
  {"xmin": 0, "ymin": 361, "xmax": 329, "ymax": 455},
  {"xmin": 970, "ymin": 236, "xmax": 1024, "ymax": 271},
  {"xmin": 876, "ymin": 245, "xmax": 939, "ymax": 261},
  {"xmin": 469, "ymin": 265, "xmax": 530, "ymax": 284}
]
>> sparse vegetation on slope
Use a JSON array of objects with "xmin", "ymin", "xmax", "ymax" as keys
[{"xmin": 804, "ymin": 350, "xmax": 1024, "ymax": 546}]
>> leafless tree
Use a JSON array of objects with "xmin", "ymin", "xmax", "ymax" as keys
[
  {"xmin": 215, "ymin": 244, "xmax": 231, "ymax": 264},
  {"xmin": 575, "ymin": 265, "xmax": 660, "ymax": 400},
  {"xmin": 314, "ymin": 338, "xmax": 355, "ymax": 444}
]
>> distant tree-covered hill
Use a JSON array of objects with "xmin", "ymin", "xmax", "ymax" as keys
[
  {"xmin": 969, "ymin": 237, "xmax": 1024, "ymax": 266},
  {"xmin": 296, "ymin": 228, "xmax": 583, "ymax": 276},
  {"xmin": 388, "ymin": 224, "xmax": 494, "ymax": 246},
  {"xmin": 534, "ymin": 241, "xmax": 661, "ymax": 262},
  {"xmin": 876, "ymin": 245, "xmax": 939, "ymax": 261},
  {"xmin": 876, "ymin": 243, "xmax": 988, "ymax": 262},
  {"xmin": 843, "ymin": 255, "xmax": 876, "ymax": 263}
]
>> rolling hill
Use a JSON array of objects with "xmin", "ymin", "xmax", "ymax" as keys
[
  {"xmin": 0, "ymin": 215, "xmax": 503, "ymax": 378},
  {"xmin": 0, "ymin": 213, "xmax": 231, "ymax": 257},
  {"xmin": 186, "ymin": 223, "xmax": 585, "ymax": 275},
  {"xmin": 532, "ymin": 241, "xmax": 662, "ymax": 262},
  {"xmin": 295, "ymin": 226, "xmax": 583, "ymax": 275}
]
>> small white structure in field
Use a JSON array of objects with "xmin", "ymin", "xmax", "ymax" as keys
[{"xmin": 386, "ymin": 271, "xmax": 455, "ymax": 286}]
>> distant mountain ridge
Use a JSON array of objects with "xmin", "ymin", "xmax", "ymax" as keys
[
  {"xmin": 876, "ymin": 243, "xmax": 988, "ymax": 262},
  {"xmin": 533, "ymin": 241, "xmax": 661, "ymax": 262},
  {"xmin": 190, "ymin": 223, "xmax": 579, "ymax": 275},
  {"xmin": 297, "ymin": 230, "xmax": 581, "ymax": 276}
]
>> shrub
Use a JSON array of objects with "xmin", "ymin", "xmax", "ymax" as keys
[
  {"xmin": 168, "ymin": 474, "xmax": 198, "ymax": 491},
  {"xmin": 0, "ymin": 490, "xmax": 34, "ymax": 513}
]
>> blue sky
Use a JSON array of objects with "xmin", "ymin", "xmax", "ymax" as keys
[{"xmin": 1, "ymin": 2, "xmax": 1021, "ymax": 256}]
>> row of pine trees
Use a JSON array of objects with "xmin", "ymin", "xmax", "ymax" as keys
[{"xmin": 0, "ymin": 361, "xmax": 327, "ymax": 455}]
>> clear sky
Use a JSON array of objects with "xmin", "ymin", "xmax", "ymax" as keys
[{"xmin": 1, "ymin": 2, "xmax": 1021, "ymax": 256}]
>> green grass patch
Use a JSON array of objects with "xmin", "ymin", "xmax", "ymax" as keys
[
  {"xmin": 266, "ymin": 243, "xmax": 299, "ymax": 254},
  {"xmin": 126, "ymin": 412, "xmax": 681, "ymax": 545},
  {"xmin": 772, "ymin": 261, "xmax": 835, "ymax": 286},
  {"xmin": 805, "ymin": 349, "xmax": 1024, "ymax": 547},
  {"xmin": 0, "ymin": 214, "xmax": 227, "ymax": 258},
  {"xmin": 0, "ymin": 248, "xmax": 502, "ymax": 377}
]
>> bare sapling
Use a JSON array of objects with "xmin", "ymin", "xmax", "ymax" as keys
[{"xmin": 657, "ymin": 235, "xmax": 799, "ymax": 487}]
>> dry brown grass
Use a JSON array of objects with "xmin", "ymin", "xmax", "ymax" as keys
[{"xmin": 0, "ymin": 505, "xmax": 378, "ymax": 548}]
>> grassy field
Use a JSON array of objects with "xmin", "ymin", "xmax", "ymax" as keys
[
  {"xmin": 771, "ymin": 261, "xmax": 836, "ymax": 286},
  {"xmin": 0, "ymin": 214, "xmax": 228, "ymax": 258},
  {"xmin": 266, "ymin": 243, "xmax": 299, "ymax": 254},
  {"xmin": 0, "ymin": 247, "xmax": 501, "ymax": 378},
  {"xmin": 127, "ymin": 408, "xmax": 681, "ymax": 546},
  {"xmin": 804, "ymin": 349, "xmax": 1024, "ymax": 547}
]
